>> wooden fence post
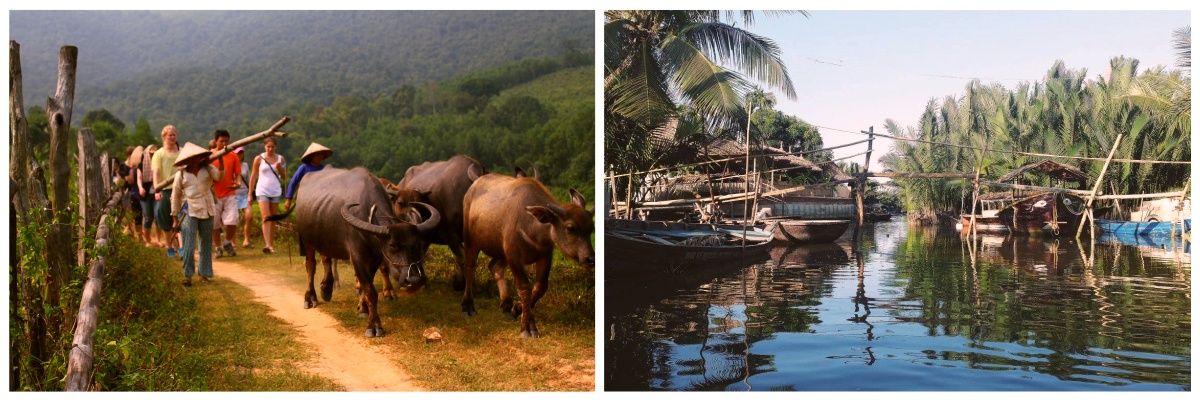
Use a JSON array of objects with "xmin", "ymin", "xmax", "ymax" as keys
[
  {"xmin": 46, "ymin": 46, "xmax": 78, "ymax": 328},
  {"xmin": 64, "ymin": 190, "xmax": 125, "ymax": 391},
  {"xmin": 9, "ymin": 38, "xmax": 32, "ymax": 391},
  {"xmin": 77, "ymin": 128, "xmax": 105, "ymax": 267}
]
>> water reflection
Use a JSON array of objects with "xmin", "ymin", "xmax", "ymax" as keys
[{"xmin": 605, "ymin": 221, "xmax": 1191, "ymax": 391}]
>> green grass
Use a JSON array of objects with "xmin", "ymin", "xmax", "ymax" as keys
[
  {"xmin": 80, "ymin": 200, "xmax": 595, "ymax": 391},
  {"xmin": 502, "ymin": 65, "xmax": 595, "ymax": 114},
  {"xmin": 89, "ymin": 233, "xmax": 342, "ymax": 391},
  {"xmin": 234, "ymin": 224, "xmax": 597, "ymax": 391}
]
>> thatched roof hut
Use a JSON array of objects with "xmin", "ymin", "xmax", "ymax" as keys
[{"xmin": 997, "ymin": 160, "xmax": 1091, "ymax": 185}]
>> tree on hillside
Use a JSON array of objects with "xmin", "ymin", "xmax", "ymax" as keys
[
  {"xmin": 130, "ymin": 117, "xmax": 159, "ymax": 147},
  {"xmin": 82, "ymin": 109, "xmax": 126, "ymax": 133}
]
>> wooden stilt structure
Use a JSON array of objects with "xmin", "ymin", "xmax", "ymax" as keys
[
  {"xmin": 852, "ymin": 127, "xmax": 874, "ymax": 247},
  {"xmin": 968, "ymin": 130, "xmax": 991, "ymax": 240},
  {"xmin": 1076, "ymin": 134, "xmax": 1123, "ymax": 239}
]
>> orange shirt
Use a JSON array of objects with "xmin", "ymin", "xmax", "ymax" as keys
[{"xmin": 209, "ymin": 151, "xmax": 242, "ymax": 198}]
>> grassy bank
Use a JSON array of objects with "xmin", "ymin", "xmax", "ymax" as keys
[
  {"xmin": 73, "ymin": 199, "xmax": 595, "ymax": 391},
  {"xmin": 234, "ymin": 225, "xmax": 597, "ymax": 391},
  {"xmin": 89, "ymin": 234, "xmax": 341, "ymax": 391}
]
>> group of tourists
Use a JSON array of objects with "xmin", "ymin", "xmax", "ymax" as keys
[{"xmin": 119, "ymin": 125, "xmax": 333, "ymax": 286}]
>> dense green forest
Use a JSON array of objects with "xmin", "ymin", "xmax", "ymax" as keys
[
  {"xmin": 10, "ymin": 10, "xmax": 593, "ymax": 144},
  {"xmin": 20, "ymin": 54, "xmax": 596, "ymax": 199},
  {"xmin": 13, "ymin": 10, "xmax": 595, "ymax": 197}
]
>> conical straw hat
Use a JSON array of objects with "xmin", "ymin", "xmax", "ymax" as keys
[
  {"xmin": 174, "ymin": 142, "xmax": 213, "ymax": 167},
  {"xmin": 126, "ymin": 146, "xmax": 144, "ymax": 167},
  {"xmin": 301, "ymin": 142, "xmax": 333, "ymax": 163}
]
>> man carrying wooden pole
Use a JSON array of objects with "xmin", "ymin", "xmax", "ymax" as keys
[{"xmin": 154, "ymin": 116, "xmax": 291, "ymax": 192}]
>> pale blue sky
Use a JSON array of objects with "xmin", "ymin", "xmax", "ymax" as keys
[{"xmin": 746, "ymin": 10, "xmax": 1190, "ymax": 171}]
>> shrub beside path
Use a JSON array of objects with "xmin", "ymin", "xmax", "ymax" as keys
[{"xmin": 212, "ymin": 260, "xmax": 424, "ymax": 391}]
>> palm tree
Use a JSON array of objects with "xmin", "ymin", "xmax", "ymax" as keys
[
  {"xmin": 605, "ymin": 10, "xmax": 804, "ymax": 212},
  {"xmin": 605, "ymin": 10, "xmax": 802, "ymax": 153}
]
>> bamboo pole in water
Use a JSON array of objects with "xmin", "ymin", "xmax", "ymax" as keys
[
  {"xmin": 742, "ymin": 103, "xmax": 753, "ymax": 248},
  {"xmin": 969, "ymin": 130, "xmax": 990, "ymax": 240},
  {"xmin": 1077, "ymin": 134, "xmax": 1122, "ymax": 239},
  {"xmin": 1170, "ymin": 179, "xmax": 1189, "ymax": 239}
]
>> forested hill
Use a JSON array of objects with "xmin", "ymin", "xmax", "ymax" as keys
[{"xmin": 9, "ymin": 10, "xmax": 593, "ymax": 136}]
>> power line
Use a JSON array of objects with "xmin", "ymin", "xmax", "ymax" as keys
[{"xmin": 810, "ymin": 124, "xmax": 1191, "ymax": 165}]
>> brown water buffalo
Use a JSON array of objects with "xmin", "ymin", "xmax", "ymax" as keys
[
  {"xmin": 279, "ymin": 167, "xmax": 440, "ymax": 337},
  {"xmin": 461, "ymin": 172, "xmax": 594, "ymax": 338},
  {"xmin": 393, "ymin": 155, "xmax": 485, "ymax": 289}
]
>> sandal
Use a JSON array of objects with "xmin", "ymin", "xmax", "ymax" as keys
[
  {"xmin": 242, "ymin": 242, "xmax": 251, "ymax": 248},
  {"xmin": 262, "ymin": 247, "xmax": 275, "ymax": 254}
]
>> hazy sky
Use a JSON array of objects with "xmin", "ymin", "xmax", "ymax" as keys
[{"xmin": 747, "ymin": 9, "xmax": 1190, "ymax": 171}]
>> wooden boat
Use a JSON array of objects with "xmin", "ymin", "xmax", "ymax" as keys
[
  {"xmin": 1095, "ymin": 218, "xmax": 1190, "ymax": 237},
  {"xmin": 959, "ymin": 197, "xmax": 1010, "ymax": 233},
  {"xmin": 998, "ymin": 191, "xmax": 1089, "ymax": 234},
  {"xmin": 961, "ymin": 191, "xmax": 1088, "ymax": 235},
  {"xmin": 764, "ymin": 218, "xmax": 850, "ymax": 244},
  {"xmin": 605, "ymin": 219, "xmax": 774, "ymax": 275},
  {"xmin": 959, "ymin": 160, "xmax": 1093, "ymax": 235},
  {"xmin": 864, "ymin": 204, "xmax": 893, "ymax": 222}
]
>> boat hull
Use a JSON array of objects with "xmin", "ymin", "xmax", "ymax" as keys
[
  {"xmin": 605, "ymin": 219, "xmax": 774, "ymax": 275},
  {"xmin": 1095, "ymin": 218, "xmax": 1191, "ymax": 237},
  {"xmin": 767, "ymin": 219, "xmax": 850, "ymax": 244},
  {"xmin": 960, "ymin": 215, "xmax": 1009, "ymax": 233},
  {"xmin": 995, "ymin": 192, "xmax": 1088, "ymax": 235}
]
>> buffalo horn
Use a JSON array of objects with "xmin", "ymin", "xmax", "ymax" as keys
[
  {"xmin": 341, "ymin": 203, "xmax": 390, "ymax": 236},
  {"xmin": 409, "ymin": 202, "xmax": 442, "ymax": 234},
  {"xmin": 546, "ymin": 203, "xmax": 567, "ymax": 219}
]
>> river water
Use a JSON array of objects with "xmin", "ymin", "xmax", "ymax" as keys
[{"xmin": 604, "ymin": 220, "xmax": 1191, "ymax": 391}]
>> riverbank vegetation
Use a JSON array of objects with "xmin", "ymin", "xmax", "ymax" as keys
[{"xmin": 881, "ymin": 28, "xmax": 1191, "ymax": 221}]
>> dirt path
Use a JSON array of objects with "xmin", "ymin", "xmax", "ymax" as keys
[{"xmin": 212, "ymin": 260, "xmax": 424, "ymax": 391}]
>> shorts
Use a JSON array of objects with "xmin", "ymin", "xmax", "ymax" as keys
[
  {"xmin": 236, "ymin": 192, "xmax": 250, "ymax": 210},
  {"xmin": 256, "ymin": 195, "xmax": 283, "ymax": 203},
  {"xmin": 154, "ymin": 189, "xmax": 174, "ymax": 231},
  {"xmin": 214, "ymin": 195, "xmax": 239, "ymax": 226}
]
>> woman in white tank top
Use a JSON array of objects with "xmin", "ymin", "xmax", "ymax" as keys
[{"xmin": 248, "ymin": 137, "xmax": 287, "ymax": 253}]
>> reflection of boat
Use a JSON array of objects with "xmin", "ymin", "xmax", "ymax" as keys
[
  {"xmin": 605, "ymin": 219, "xmax": 774, "ymax": 274},
  {"xmin": 766, "ymin": 219, "xmax": 850, "ymax": 244},
  {"xmin": 1095, "ymin": 218, "xmax": 1191, "ymax": 237},
  {"xmin": 1099, "ymin": 232, "xmax": 1191, "ymax": 254},
  {"xmin": 768, "ymin": 242, "xmax": 851, "ymax": 267}
]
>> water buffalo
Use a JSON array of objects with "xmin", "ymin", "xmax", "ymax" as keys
[
  {"xmin": 461, "ymin": 172, "xmax": 594, "ymax": 338},
  {"xmin": 392, "ymin": 155, "xmax": 485, "ymax": 289},
  {"xmin": 285, "ymin": 167, "xmax": 440, "ymax": 337}
]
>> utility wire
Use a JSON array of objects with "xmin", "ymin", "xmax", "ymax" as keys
[{"xmin": 811, "ymin": 124, "xmax": 1190, "ymax": 165}]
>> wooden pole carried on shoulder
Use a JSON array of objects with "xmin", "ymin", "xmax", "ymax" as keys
[{"xmin": 154, "ymin": 116, "xmax": 292, "ymax": 192}]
